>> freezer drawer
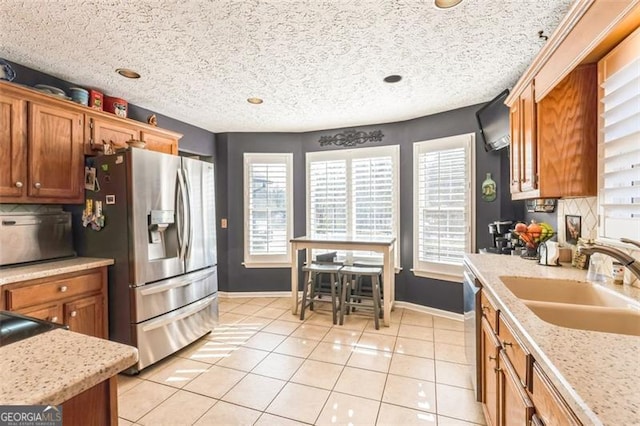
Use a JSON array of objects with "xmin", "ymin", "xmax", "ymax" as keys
[
  {"xmin": 134, "ymin": 293, "xmax": 218, "ymax": 371},
  {"xmin": 133, "ymin": 267, "xmax": 218, "ymax": 322}
]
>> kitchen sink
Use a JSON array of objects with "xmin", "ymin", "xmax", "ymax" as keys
[
  {"xmin": 523, "ymin": 301, "xmax": 640, "ymax": 336},
  {"xmin": 499, "ymin": 276, "xmax": 640, "ymax": 336},
  {"xmin": 499, "ymin": 276, "xmax": 634, "ymax": 308}
]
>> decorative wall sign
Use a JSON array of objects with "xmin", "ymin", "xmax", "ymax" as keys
[
  {"xmin": 481, "ymin": 172, "xmax": 497, "ymax": 202},
  {"xmin": 319, "ymin": 129, "xmax": 384, "ymax": 147}
]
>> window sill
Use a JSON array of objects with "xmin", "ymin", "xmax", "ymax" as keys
[
  {"xmin": 411, "ymin": 268, "xmax": 462, "ymax": 283},
  {"xmin": 243, "ymin": 262, "xmax": 292, "ymax": 269}
]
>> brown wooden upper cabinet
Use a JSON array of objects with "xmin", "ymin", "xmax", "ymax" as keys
[
  {"xmin": 0, "ymin": 85, "xmax": 84, "ymax": 204},
  {"xmin": 85, "ymin": 113, "xmax": 140, "ymax": 154},
  {"xmin": 85, "ymin": 113, "xmax": 179, "ymax": 156},
  {"xmin": 508, "ymin": 64, "xmax": 597, "ymax": 200},
  {"xmin": 140, "ymin": 129, "xmax": 179, "ymax": 155}
]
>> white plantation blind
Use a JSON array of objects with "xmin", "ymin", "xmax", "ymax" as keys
[
  {"xmin": 308, "ymin": 160, "xmax": 347, "ymax": 240},
  {"xmin": 414, "ymin": 134, "xmax": 475, "ymax": 280},
  {"xmin": 599, "ymin": 54, "xmax": 640, "ymax": 241},
  {"xmin": 244, "ymin": 153, "xmax": 293, "ymax": 266},
  {"xmin": 306, "ymin": 145, "xmax": 399, "ymax": 261}
]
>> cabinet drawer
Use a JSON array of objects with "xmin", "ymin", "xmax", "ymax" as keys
[
  {"xmin": 498, "ymin": 314, "xmax": 532, "ymax": 389},
  {"xmin": 480, "ymin": 291, "xmax": 499, "ymax": 332},
  {"xmin": 530, "ymin": 363, "xmax": 580, "ymax": 426},
  {"xmin": 6, "ymin": 270, "xmax": 103, "ymax": 310}
]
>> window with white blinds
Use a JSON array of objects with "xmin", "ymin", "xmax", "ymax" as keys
[
  {"xmin": 413, "ymin": 134, "xmax": 475, "ymax": 281},
  {"xmin": 306, "ymin": 145, "xmax": 399, "ymax": 261},
  {"xmin": 243, "ymin": 153, "xmax": 293, "ymax": 266},
  {"xmin": 599, "ymin": 53, "xmax": 640, "ymax": 241}
]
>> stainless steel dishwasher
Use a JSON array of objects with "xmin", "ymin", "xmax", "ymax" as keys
[{"xmin": 463, "ymin": 263, "xmax": 482, "ymax": 402}]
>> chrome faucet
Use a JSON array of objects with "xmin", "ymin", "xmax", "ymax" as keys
[{"xmin": 578, "ymin": 242, "xmax": 640, "ymax": 282}]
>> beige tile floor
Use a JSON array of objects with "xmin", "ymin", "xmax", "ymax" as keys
[{"xmin": 117, "ymin": 296, "xmax": 486, "ymax": 426}]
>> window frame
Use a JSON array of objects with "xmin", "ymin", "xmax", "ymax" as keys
[
  {"xmin": 412, "ymin": 133, "xmax": 476, "ymax": 282},
  {"xmin": 305, "ymin": 145, "xmax": 400, "ymax": 264},
  {"xmin": 243, "ymin": 152, "xmax": 294, "ymax": 268}
]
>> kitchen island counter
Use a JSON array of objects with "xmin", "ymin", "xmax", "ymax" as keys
[
  {"xmin": 465, "ymin": 254, "xmax": 640, "ymax": 426},
  {"xmin": 0, "ymin": 328, "xmax": 137, "ymax": 405}
]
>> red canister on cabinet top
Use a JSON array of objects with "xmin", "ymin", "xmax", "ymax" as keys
[
  {"xmin": 89, "ymin": 89, "xmax": 103, "ymax": 110},
  {"xmin": 103, "ymin": 96, "xmax": 128, "ymax": 118}
]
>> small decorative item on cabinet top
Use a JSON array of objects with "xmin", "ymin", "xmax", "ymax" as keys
[
  {"xmin": 147, "ymin": 114, "xmax": 158, "ymax": 126},
  {"xmin": 481, "ymin": 172, "xmax": 497, "ymax": 202},
  {"xmin": 0, "ymin": 58, "xmax": 16, "ymax": 81}
]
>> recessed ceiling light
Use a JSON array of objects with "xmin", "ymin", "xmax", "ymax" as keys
[
  {"xmin": 434, "ymin": 0, "xmax": 463, "ymax": 9},
  {"xmin": 247, "ymin": 97, "xmax": 264, "ymax": 104},
  {"xmin": 116, "ymin": 68, "xmax": 141, "ymax": 79},
  {"xmin": 383, "ymin": 75, "xmax": 402, "ymax": 83}
]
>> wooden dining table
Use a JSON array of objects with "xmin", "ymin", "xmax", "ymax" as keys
[{"xmin": 289, "ymin": 236, "xmax": 396, "ymax": 326}]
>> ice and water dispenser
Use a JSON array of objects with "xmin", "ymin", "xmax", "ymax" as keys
[{"xmin": 147, "ymin": 210, "xmax": 178, "ymax": 260}]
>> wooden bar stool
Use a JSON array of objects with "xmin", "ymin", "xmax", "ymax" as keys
[
  {"xmin": 339, "ymin": 265, "xmax": 383, "ymax": 329},
  {"xmin": 300, "ymin": 263, "xmax": 343, "ymax": 324}
]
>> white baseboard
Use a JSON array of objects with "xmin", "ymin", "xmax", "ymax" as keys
[
  {"xmin": 394, "ymin": 301, "xmax": 463, "ymax": 321},
  {"xmin": 218, "ymin": 291, "xmax": 462, "ymax": 321}
]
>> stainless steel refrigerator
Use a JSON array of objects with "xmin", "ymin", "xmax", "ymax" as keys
[{"xmin": 71, "ymin": 148, "xmax": 218, "ymax": 373}]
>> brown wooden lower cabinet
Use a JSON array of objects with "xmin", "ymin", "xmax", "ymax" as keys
[
  {"xmin": 530, "ymin": 363, "xmax": 581, "ymax": 426},
  {"xmin": 3, "ymin": 267, "xmax": 108, "ymax": 339},
  {"xmin": 479, "ymin": 290, "xmax": 580, "ymax": 426},
  {"xmin": 500, "ymin": 351, "xmax": 535, "ymax": 425},
  {"xmin": 481, "ymin": 317, "xmax": 501, "ymax": 426},
  {"xmin": 61, "ymin": 376, "xmax": 117, "ymax": 426}
]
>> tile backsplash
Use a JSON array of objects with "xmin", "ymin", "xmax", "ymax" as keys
[
  {"xmin": 557, "ymin": 197, "xmax": 639, "ymax": 287},
  {"xmin": 556, "ymin": 197, "xmax": 598, "ymax": 245}
]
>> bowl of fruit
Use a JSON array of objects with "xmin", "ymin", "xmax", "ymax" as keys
[{"xmin": 513, "ymin": 220, "xmax": 555, "ymax": 259}]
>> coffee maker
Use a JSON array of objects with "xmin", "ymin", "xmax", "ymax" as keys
[{"xmin": 486, "ymin": 220, "xmax": 516, "ymax": 255}]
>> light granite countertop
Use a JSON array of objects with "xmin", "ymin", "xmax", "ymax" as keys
[
  {"xmin": 465, "ymin": 254, "xmax": 640, "ymax": 426},
  {"xmin": 0, "ymin": 257, "xmax": 114, "ymax": 287},
  {"xmin": 0, "ymin": 328, "xmax": 137, "ymax": 405}
]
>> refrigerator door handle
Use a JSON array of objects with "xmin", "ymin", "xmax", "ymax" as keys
[
  {"xmin": 176, "ymin": 169, "xmax": 189, "ymax": 260},
  {"xmin": 141, "ymin": 293, "xmax": 217, "ymax": 332},
  {"xmin": 182, "ymin": 168, "xmax": 193, "ymax": 262},
  {"xmin": 139, "ymin": 268, "xmax": 216, "ymax": 296}
]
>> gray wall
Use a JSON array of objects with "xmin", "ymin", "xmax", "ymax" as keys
[
  {"xmin": 5, "ymin": 60, "xmax": 216, "ymax": 156},
  {"xmin": 217, "ymin": 104, "xmax": 519, "ymax": 313}
]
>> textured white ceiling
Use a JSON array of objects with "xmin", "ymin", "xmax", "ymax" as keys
[{"xmin": 0, "ymin": 0, "xmax": 572, "ymax": 133}]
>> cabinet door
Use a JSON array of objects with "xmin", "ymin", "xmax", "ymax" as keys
[
  {"xmin": 481, "ymin": 317, "xmax": 500, "ymax": 426},
  {"xmin": 520, "ymin": 83, "xmax": 537, "ymax": 191},
  {"xmin": 0, "ymin": 93, "xmax": 27, "ymax": 198},
  {"xmin": 87, "ymin": 115, "xmax": 139, "ymax": 153},
  {"xmin": 509, "ymin": 102, "xmax": 521, "ymax": 194},
  {"xmin": 28, "ymin": 101, "xmax": 84, "ymax": 202},
  {"xmin": 64, "ymin": 294, "xmax": 105, "ymax": 338},
  {"xmin": 499, "ymin": 351, "xmax": 534, "ymax": 426},
  {"xmin": 18, "ymin": 303, "xmax": 63, "ymax": 324},
  {"xmin": 140, "ymin": 130, "xmax": 178, "ymax": 155},
  {"xmin": 530, "ymin": 363, "xmax": 580, "ymax": 425}
]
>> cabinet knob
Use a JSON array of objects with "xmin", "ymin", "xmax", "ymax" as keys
[
  {"xmin": 34, "ymin": 182, "xmax": 42, "ymax": 189},
  {"xmin": 489, "ymin": 355, "xmax": 497, "ymax": 361},
  {"xmin": 494, "ymin": 367, "xmax": 502, "ymax": 372},
  {"xmin": 502, "ymin": 341, "xmax": 513, "ymax": 347},
  {"xmin": 70, "ymin": 311, "xmax": 77, "ymax": 317},
  {"xmin": 59, "ymin": 285, "xmax": 68, "ymax": 292},
  {"xmin": 50, "ymin": 316, "xmax": 58, "ymax": 323},
  {"xmin": 15, "ymin": 181, "xmax": 23, "ymax": 188}
]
